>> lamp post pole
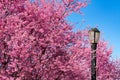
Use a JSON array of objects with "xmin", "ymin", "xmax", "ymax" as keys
[
  {"xmin": 88, "ymin": 28, "xmax": 100, "ymax": 80},
  {"xmin": 91, "ymin": 43, "xmax": 97, "ymax": 80}
]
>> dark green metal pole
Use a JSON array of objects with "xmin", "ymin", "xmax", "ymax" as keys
[{"xmin": 91, "ymin": 43, "xmax": 97, "ymax": 80}]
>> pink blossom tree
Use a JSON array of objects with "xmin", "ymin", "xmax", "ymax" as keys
[{"xmin": 0, "ymin": 0, "xmax": 119, "ymax": 80}]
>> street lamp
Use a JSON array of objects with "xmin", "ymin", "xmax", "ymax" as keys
[{"xmin": 88, "ymin": 28, "xmax": 100, "ymax": 80}]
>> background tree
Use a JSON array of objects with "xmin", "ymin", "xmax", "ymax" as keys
[{"xmin": 0, "ymin": 0, "xmax": 119, "ymax": 80}]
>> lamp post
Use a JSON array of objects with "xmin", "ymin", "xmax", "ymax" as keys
[{"xmin": 88, "ymin": 28, "xmax": 100, "ymax": 80}]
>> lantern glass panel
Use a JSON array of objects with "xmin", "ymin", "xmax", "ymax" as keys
[
  {"xmin": 95, "ymin": 32, "xmax": 100, "ymax": 43},
  {"xmin": 89, "ymin": 31, "xmax": 95, "ymax": 43}
]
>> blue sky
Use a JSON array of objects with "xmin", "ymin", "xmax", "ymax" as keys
[{"xmin": 66, "ymin": 0, "xmax": 120, "ymax": 59}]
